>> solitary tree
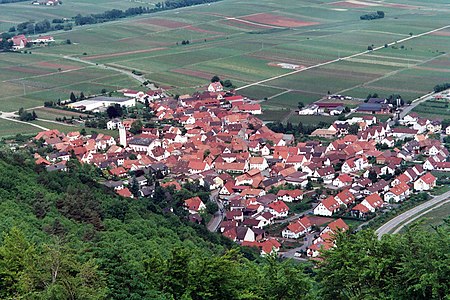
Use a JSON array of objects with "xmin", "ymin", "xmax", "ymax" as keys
[{"xmin": 211, "ymin": 75, "xmax": 221, "ymax": 83}]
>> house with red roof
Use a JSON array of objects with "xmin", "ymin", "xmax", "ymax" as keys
[
  {"xmin": 184, "ymin": 196, "xmax": 206, "ymax": 214},
  {"xmin": 313, "ymin": 196, "xmax": 340, "ymax": 216},
  {"xmin": 307, "ymin": 218, "xmax": 348, "ymax": 258},
  {"xmin": 268, "ymin": 201, "xmax": 289, "ymax": 219},
  {"xmin": 116, "ymin": 187, "xmax": 133, "ymax": 198},
  {"xmin": 332, "ymin": 174, "xmax": 353, "ymax": 188},
  {"xmin": 414, "ymin": 172, "xmax": 436, "ymax": 191},
  {"xmin": 361, "ymin": 193, "xmax": 384, "ymax": 212},
  {"xmin": 282, "ymin": 216, "xmax": 312, "ymax": 239},
  {"xmin": 384, "ymin": 182, "xmax": 411, "ymax": 202},
  {"xmin": 334, "ymin": 189, "xmax": 355, "ymax": 207},
  {"xmin": 276, "ymin": 189, "xmax": 304, "ymax": 202},
  {"xmin": 208, "ymin": 81, "xmax": 223, "ymax": 92},
  {"xmin": 109, "ymin": 167, "xmax": 128, "ymax": 178}
]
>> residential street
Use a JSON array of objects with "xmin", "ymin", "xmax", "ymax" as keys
[
  {"xmin": 376, "ymin": 190, "xmax": 450, "ymax": 239},
  {"xmin": 207, "ymin": 190, "xmax": 223, "ymax": 232}
]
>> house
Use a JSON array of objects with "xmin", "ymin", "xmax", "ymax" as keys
[
  {"xmin": 332, "ymin": 174, "xmax": 353, "ymax": 188},
  {"xmin": 11, "ymin": 35, "xmax": 28, "ymax": 50},
  {"xmin": 446, "ymin": 126, "xmax": 450, "ymax": 135},
  {"xmin": 184, "ymin": 196, "xmax": 206, "ymax": 214},
  {"xmin": 313, "ymin": 196, "xmax": 340, "ymax": 216},
  {"xmin": 107, "ymin": 119, "xmax": 122, "ymax": 130},
  {"xmin": 249, "ymin": 157, "xmax": 268, "ymax": 171},
  {"xmin": 276, "ymin": 189, "xmax": 303, "ymax": 202},
  {"xmin": 208, "ymin": 82, "xmax": 223, "ymax": 92},
  {"xmin": 334, "ymin": 189, "xmax": 355, "ymax": 207},
  {"xmin": 361, "ymin": 193, "xmax": 384, "ymax": 212},
  {"xmin": 116, "ymin": 187, "xmax": 133, "ymax": 198},
  {"xmin": 414, "ymin": 172, "xmax": 437, "ymax": 191},
  {"xmin": 384, "ymin": 182, "xmax": 411, "ymax": 203},
  {"xmin": 282, "ymin": 216, "xmax": 312, "ymax": 239},
  {"xmin": 268, "ymin": 201, "xmax": 289, "ymax": 219}
]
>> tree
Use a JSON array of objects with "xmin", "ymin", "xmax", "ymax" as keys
[
  {"xmin": 211, "ymin": 75, "xmax": 221, "ymax": 83},
  {"xmin": 368, "ymin": 169, "xmax": 378, "ymax": 183},
  {"xmin": 106, "ymin": 104, "xmax": 123, "ymax": 119},
  {"xmin": 70, "ymin": 92, "xmax": 77, "ymax": 102},
  {"xmin": 298, "ymin": 101, "xmax": 305, "ymax": 110},
  {"xmin": 130, "ymin": 176, "xmax": 140, "ymax": 198},
  {"xmin": 79, "ymin": 92, "xmax": 85, "ymax": 100},
  {"xmin": 223, "ymin": 80, "xmax": 233, "ymax": 88},
  {"xmin": 348, "ymin": 123, "xmax": 359, "ymax": 135},
  {"xmin": 129, "ymin": 120, "xmax": 143, "ymax": 135},
  {"xmin": 205, "ymin": 201, "xmax": 218, "ymax": 215}
]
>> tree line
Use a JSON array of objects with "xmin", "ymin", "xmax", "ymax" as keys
[{"xmin": 360, "ymin": 11, "xmax": 385, "ymax": 20}]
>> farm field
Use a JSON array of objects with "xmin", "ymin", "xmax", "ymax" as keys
[
  {"xmin": 1, "ymin": 0, "xmax": 450, "ymax": 126},
  {"xmin": 412, "ymin": 99, "xmax": 450, "ymax": 120},
  {"xmin": 0, "ymin": 0, "xmax": 159, "ymax": 31},
  {"xmin": 0, "ymin": 118, "xmax": 40, "ymax": 138}
]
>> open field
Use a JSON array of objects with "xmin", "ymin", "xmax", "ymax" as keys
[
  {"xmin": 0, "ymin": 0, "xmax": 159, "ymax": 31},
  {"xmin": 1, "ymin": 0, "xmax": 450, "ymax": 126},
  {"xmin": 411, "ymin": 99, "xmax": 450, "ymax": 120},
  {"xmin": 406, "ymin": 202, "xmax": 450, "ymax": 232},
  {"xmin": 0, "ymin": 118, "xmax": 40, "ymax": 137}
]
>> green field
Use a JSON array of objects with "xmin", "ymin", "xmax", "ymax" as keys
[
  {"xmin": 409, "ymin": 202, "xmax": 450, "ymax": 232},
  {"xmin": 412, "ymin": 99, "xmax": 450, "ymax": 119},
  {"xmin": 0, "ymin": 118, "xmax": 39, "ymax": 137},
  {"xmin": 1, "ymin": 0, "xmax": 450, "ymax": 126}
]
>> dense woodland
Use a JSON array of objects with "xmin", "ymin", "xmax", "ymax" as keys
[{"xmin": 0, "ymin": 150, "xmax": 448, "ymax": 299}]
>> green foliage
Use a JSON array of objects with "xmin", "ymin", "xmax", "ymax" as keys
[{"xmin": 317, "ymin": 226, "xmax": 449, "ymax": 300}]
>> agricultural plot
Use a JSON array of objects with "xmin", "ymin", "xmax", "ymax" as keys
[
  {"xmin": 0, "ymin": 119, "xmax": 39, "ymax": 138},
  {"xmin": 412, "ymin": 100, "xmax": 450, "ymax": 120},
  {"xmin": 1, "ymin": 0, "xmax": 450, "ymax": 125}
]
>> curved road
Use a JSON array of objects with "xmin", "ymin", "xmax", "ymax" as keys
[
  {"xmin": 207, "ymin": 190, "xmax": 224, "ymax": 232},
  {"xmin": 376, "ymin": 190, "xmax": 450, "ymax": 239}
]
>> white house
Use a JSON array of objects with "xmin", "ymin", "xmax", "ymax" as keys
[
  {"xmin": 313, "ymin": 196, "xmax": 340, "ymax": 216},
  {"xmin": 281, "ymin": 217, "xmax": 312, "ymax": 239},
  {"xmin": 414, "ymin": 173, "xmax": 437, "ymax": 191}
]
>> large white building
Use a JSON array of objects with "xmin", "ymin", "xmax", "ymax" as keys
[{"xmin": 67, "ymin": 96, "xmax": 136, "ymax": 112}]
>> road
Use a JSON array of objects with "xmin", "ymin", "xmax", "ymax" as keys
[
  {"xmin": 376, "ymin": 190, "xmax": 450, "ymax": 239},
  {"xmin": 207, "ymin": 190, "xmax": 223, "ymax": 232},
  {"xmin": 0, "ymin": 111, "xmax": 49, "ymax": 131},
  {"xmin": 236, "ymin": 24, "xmax": 450, "ymax": 92}
]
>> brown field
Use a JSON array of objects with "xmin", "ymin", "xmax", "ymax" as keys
[
  {"xmin": 138, "ymin": 18, "xmax": 189, "ymax": 28},
  {"xmin": 431, "ymin": 30, "xmax": 450, "ymax": 37},
  {"xmin": 84, "ymin": 47, "xmax": 167, "ymax": 60},
  {"xmin": 7, "ymin": 66, "xmax": 48, "ymax": 75},
  {"xmin": 223, "ymin": 18, "xmax": 271, "ymax": 29},
  {"xmin": 308, "ymin": 216, "xmax": 334, "ymax": 226},
  {"xmin": 36, "ymin": 107, "xmax": 89, "ymax": 117},
  {"xmin": 36, "ymin": 61, "xmax": 81, "ymax": 70},
  {"xmin": 137, "ymin": 18, "xmax": 221, "ymax": 34},
  {"xmin": 172, "ymin": 68, "xmax": 216, "ymax": 80},
  {"xmin": 242, "ymin": 13, "xmax": 319, "ymax": 27}
]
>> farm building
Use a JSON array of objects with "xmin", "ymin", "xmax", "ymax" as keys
[{"xmin": 67, "ymin": 96, "xmax": 136, "ymax": 112}]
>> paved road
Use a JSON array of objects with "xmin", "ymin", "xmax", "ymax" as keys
[
  {"xmin": 376, "ymin": 190, "xmax": 450, "ymax": 239},
  {"xmin": 236, "ymin": 24, "xmax": 450, "ymax": 92},
  {"xmin": 207, "ymin": 190, "xmax": 223, "ymax": 232}
]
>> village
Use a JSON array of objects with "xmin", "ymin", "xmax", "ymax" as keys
[{"xmin": 29, "ymin": 79, "xmax": 450, "ymax": 260}]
